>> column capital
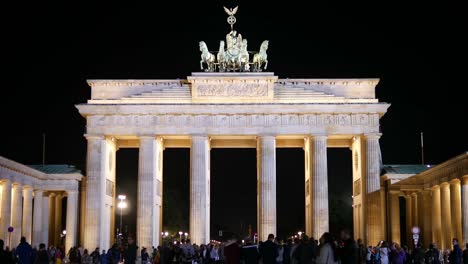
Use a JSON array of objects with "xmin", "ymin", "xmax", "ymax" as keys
[
  {"xmin": 0, "ymin": 179, "xmax": 11, "ymax": 184},
  {"xmin": 191, "ymin": 134, "xmax": 209, "ymax": 140},
  {"xmin": 23, "ymin": 185, "xmax": 33, "ymax": 190},
  {"xmin": 256, "ymin": 134, "xmax": 276, "ymax": 139},
  {"xmin": 432, "ymin": 184, "xmax": 440, "ymax": 190},
  {"xmin": 461, "ymin": 175, "xmax": 468, "ymax": 185},
  {"xmin": 310, "ymin": 134, "xmax": 327, "ymax": 141},
  {"xmin": 139, "ymin": 135, "xmax": 156, "ymax": 140},
  {"xmin": 389, "ymin": 190, "xmax": 402, "ymax": 195},
  {"xmin": 364, "ymin": 133, "xmax": 382, "ymax": 140},
  {"xmin": 66, "ymin": 190, "xmax": 79, "ymax": 195},
  {"xmin": 48, "ymin": 193, "xmax": 56, "ymax": 198},
  {"xmin": 440, "ymin": 182, "xmax": 450, "ymax": 187},
  {"xmin": 450, "ymin": 178, "xmax": 461, "ymax": 185},
  {"xmin": 84, "ymin": 134, "xmax": 105, "ymax": 140}
]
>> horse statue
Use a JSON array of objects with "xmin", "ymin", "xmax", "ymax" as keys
[
  {"xmin": 238, "ymin": 39, "xmax": 250, "ymax": 72},
  {"xmin": 252, "ymin": 40, "xmax": 269, "ymax": 72},
  {"xmin": 217, "ymin": 40, "xmax": 227, "ymax": 72},
  {"xmin": 199, "ymin": 41, "xmax": 215, "ymax": 72}
]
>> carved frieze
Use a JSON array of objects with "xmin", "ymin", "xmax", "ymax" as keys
[
  {"xmin": 197, "ymin": 83, "xmax": 268, "ymax": 97},
  {"xmin": 88, "ymin": 113, "xmax": 379, "ymax": 129}
]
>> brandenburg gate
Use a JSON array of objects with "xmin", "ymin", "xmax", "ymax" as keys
[
  {"xmin": 75, "ymin": 5, "xmax": 389, "ymax": 252},
  {"xmin": 76, "ymin": 73, "xmax": 390, "ymax": 250}
]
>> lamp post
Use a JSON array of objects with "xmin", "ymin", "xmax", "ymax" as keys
[
  {"xmin": 117, "ymin": 195, "xmax": 127, "ymax": 237},
  {"xmin": 61, "ymin": 230, "xmax": 66, "ymax": 246},
  {"xmin": 298, "ymin": 231, "xmax": 303, "ymax": 239},
  {"xmin": 179, "ymin": 231, "xmax": 183, "ymax": 242}
]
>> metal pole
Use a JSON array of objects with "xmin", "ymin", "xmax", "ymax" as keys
[
  {"xmin": 420, "ymin": 132, "xmax": 424, "ymax": 165},
  {"xmin": 42, "ymin": 133, "xmax": 46, "ymax": 165},
  {"xmin": 120, "ymin": 206, "xmax": 123, "ymax": 235}
]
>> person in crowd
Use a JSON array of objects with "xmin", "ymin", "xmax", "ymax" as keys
[
  {"xmin": 357, "ymin": 239, "xmax": 367, "ymax": 264},
  {"xmin": 463, "ymin": 243, "xmax": 468, "ymax": 264},
  {"xmin": 317, "ymin": 232, "xmax": 339, "ymax": 264},
  {"xmin": 35, "ymin": 243, "xmax": 49, "ymax": 264},
  {"xmin": 390, "ymin": 243, "xmax": 406, "ymax": 264},
  {"xmin": 290, "ymin": 238, "xmax": 300, "ymax": 264},
  {"xmin": 82, "ymin": 249, "xmax": 93, "ymax": 264},
  {"xmin": 15, "ymin": 236, "xmax": 33, "ymax": 264},
  {"xmin": 224, "ymin": 238, "xmax": 241, "ymax": 264},
  {"xmin": 339, "ymin": 229, "xmax": 358, "ymax": 264},
  {"xmin": 425, "ymin": 243, "xmax": 441, "ymax": 264},
  {"xmin": 68, "ymin": 246, "xmax": 81, "ymax": 264},
  {"xmin": 100, "ymin": 249, "xmax": 108, "ymax": 264},
  {"xmin": 241, "ymin": 238, "xmax": 260, "ymax": 264},
  {"xmin": 260, "ymin": 234, "xmax": 279, "ymax": 264},
  {"xmin": 211, "ymin": 244, "xmax": 221, "ymax": 264},
  {"xmin": 379, "ymin": 241, "xmax": 390, "ymax": 264},
  {"xmin": 366, "ymin": 246, "xmax": 372, "ymax": 264},
  {"xmin": 90, "ymin": 247, "xmax": 100, "ymax": 264},
  {"xmin": 0, "ymin": 239, "xmax": 13, "ymax": 264},
  {"xmin": 413, "ymin": 242, "xmax": 426, "ymax": 264},
  {"xmin": 56, "ymin": 247, "xmax": 64, "ymax": 264},
  {"xmin": 125, "ymin": 236, "xmax": 138, "ymax": 264},
  {"xmin": 450, "ymin": 238, "xmax": 463, "ymax": 264},
  {"xmin": 141, "ymin": 247, "xmax": 150, "ymax": 264},
  {"xmin": 283, "ymin": 239, "xmax": 292, "ymax": 264},
  {"xmin": 276, "ymin": 240, "xmax": 284, "ymax": 264}
]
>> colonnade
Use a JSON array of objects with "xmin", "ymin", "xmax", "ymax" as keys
[
  {"xmin": 0, "ymin": 180, "xmax": 78, "ymax": 250},
  {"xmin": 83, "ymin": 133, "xmax": 382, "ymax": 250},
  {"xmin": 387, "ymin": 176, "xmax": 468, "ymax": 249}
]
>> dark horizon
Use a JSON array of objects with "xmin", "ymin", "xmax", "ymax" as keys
[{"xmin": 2, "ymin": 1, "xmax": 466, "ymax": 240}]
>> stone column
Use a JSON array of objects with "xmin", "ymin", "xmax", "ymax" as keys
[
  {"xmin": 364, "ymin": 134, "xmax": 382, "ymax": 246},
  {"xmin": 55, "ymin": 194, "xmax": 63, "ymax": 246},
  {"xmin": 389, "ymin": 191, "xmax": 400, "ymax": 244},
  {"xmin": 79, "ymin": 179, "xmax": 87, "ymax": 247},
  {"xmin": 32, "ymin": 190, "xmax": 43, "ymax": 247},
  {"xmin": 461, "ymin": 176, "xmax": 468, "ymax": 245},
  {"xmin": 450, "ymin": 179, "xmax": 462, "ymax": 244},
  {"xmin": 11, "ymin": 183, "xmax": 23, "ymax": 246},
  {"xmin": 83, "ymin": 135, "xmax": 113, "ymax": 251},
  {"xmin": 421, "ymin": 190, "xmax": 432, "ymax": 248},
  {"xmin": 0, "ymin": 180, "xmax": 11, "ymax": 244},
  {"xmin": 431, "ymin": 185, "xmax": 442, "ymax": 249},
  {"xmin": 42, "ymin": 195, "xmax": 50, "ymax": 246},
  {"xmin": 48, "ymin": 193, "xmax": 56, "ymax": 246},
  {"xmin": 137, "ymin": 136, "xmax": 163, "ymax": 249},
  {"xmin": 411, "ymin": 192, "xmax": 418, "ymax": 231},
  {"xmin": 190, "ymin": 135, "xmax": 210, "ymax": 245},
  {"xmin": 309, "ymin": 135, "xmax": 328, "ymax": 239},
  {"xmin": 66, "ymin": 190, "xmax": 79, "ymax": 251},
  {"xmin": 257, "ymin": 135, "xmax": 276, "ymax": 242},
  {"xmin": 22, "ymin": 186, "xmax": 33, "ymax": 243},
  {"xmin": 440, "ymin": 182, "xmax": 452, "ymax": 250},
  {"xmin": 405, "ymin": 194, "xmax": 413, "ymax": 246}
]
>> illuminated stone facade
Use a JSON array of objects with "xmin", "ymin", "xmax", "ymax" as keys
[
  {"xmin": 0, "ymin": 156, "xmax": 83, "ymax": 250},
  {"xmin": 76, "ymin": 72, "xmax": 390, "ymax": 249},
  {"xmin": 382, "ymin": 152, "xmax": 468, "ymax": 250}
]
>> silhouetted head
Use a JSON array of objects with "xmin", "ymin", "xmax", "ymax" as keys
[{"xmin": 267, "ymin": 234, "xmax": 275, "ymax": 241}]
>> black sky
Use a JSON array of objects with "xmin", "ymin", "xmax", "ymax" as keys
[{"xmin": 2, "ymin": 1, "xmax": 466, "ymax": 240}]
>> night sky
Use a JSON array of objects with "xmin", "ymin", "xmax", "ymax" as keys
[{"xmin": 2, "ymin": 1, "xmax": 466, "ymax": 240}]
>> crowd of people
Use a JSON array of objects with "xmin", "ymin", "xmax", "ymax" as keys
[{"xmin": 1, "ymin": 230, "xmax": 467, "ymax": 264}]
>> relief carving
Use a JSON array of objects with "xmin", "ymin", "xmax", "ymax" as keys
[{"xmin": 197, "ymin": 83, "xmax": 268, "ymax": 97}]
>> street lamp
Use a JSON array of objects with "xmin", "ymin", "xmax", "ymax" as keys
[
  {"xmin": 184, "ymin": 232, "xmax": 188, "ymax": 238},
  {"xmin": 298, "ymin": 231, "xmax": 303, "ymax": 238},
  {"xmin": 61, "ymin": 230, "xmax": 66, "ymax": 245},
  {"xmin": 118, "ymin": 195, "xmax": 127, "ymax": 237},
  {"xmin": 179, "ymin": 231, "xmax": 183, "ymax": 241}
]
